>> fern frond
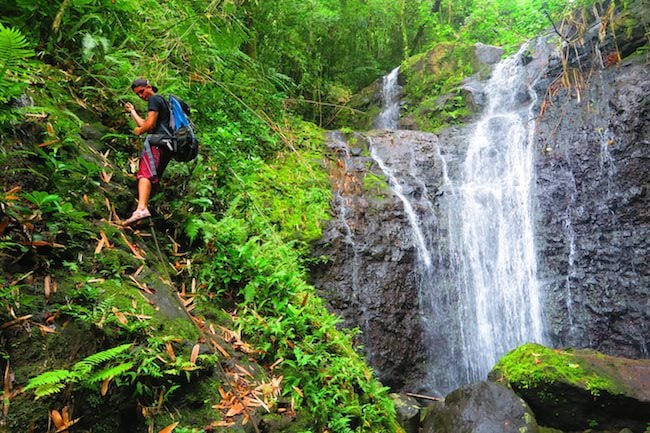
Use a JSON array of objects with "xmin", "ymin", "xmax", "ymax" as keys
[
  {"xmin": 24, "ymin": 369, "xmax": 74, "ymax": 390},
  {"xmin": 72, "ymin": 343, "xmax": 132, "ymax": 376},
  {"xmin": 33, "ymin": 382, "xmax": 67, "ymax": 400},
  {"xmin": 88, "ymin": 362, "xmax": 134, "ymax": 384},
  {"xmin": 0, "ymin": 23, "xmax": 33, "ymax": 73}
]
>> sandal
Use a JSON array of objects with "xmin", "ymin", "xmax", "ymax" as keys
[{"xmin": 122, "ymin": 208, "xmax": 151, "ymax": 226}]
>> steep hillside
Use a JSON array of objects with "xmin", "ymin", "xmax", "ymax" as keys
[{"xmin": 0, "ymin": 2, "xmax": 402, "ymax": 432}]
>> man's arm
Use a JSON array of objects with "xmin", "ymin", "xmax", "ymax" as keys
[
  {"xmin": 133, "ymin": 111, "xmax": 159, "ymax": 136},
  {"xmin": 124, "ymin": 102, "xmax": 145, "ymax": 127}
]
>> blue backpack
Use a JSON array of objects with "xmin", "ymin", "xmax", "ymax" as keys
[{"xmin": 162, "ymin": 95, "xmax": 199, "ymax": 162}]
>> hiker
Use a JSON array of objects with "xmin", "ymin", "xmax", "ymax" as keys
[{"xmin": 122, "ymin": 78, "xmax": 172, "ymax": 225}]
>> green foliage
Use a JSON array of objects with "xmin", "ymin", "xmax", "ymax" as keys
[
  {"xmin": 0, "ymin": 23, "xmax": 33, "ymax": 105},
  {"xmin": 25, "ymin": 343, "xmax": 134, "ymax": 399}
]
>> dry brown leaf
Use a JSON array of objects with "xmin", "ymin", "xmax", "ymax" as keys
[
  {"xmin": 35, "ymin": 323, "xmax": 57, "ymax": 334},
  {"xmin": 157, "ymin": 422, "xmax": 179, "ymax": 433},
  {"xmin": 95, "ymin": 231, "xmax": 112, "ymax": 255},
  {"xmin": 44, "ymin": 275, "xmax": 51, "ymax": 300},
  {"xmin": 129, "ymin": 276, "xmax": 155, "ymax": 294},
  {"xmin": 225, "ymin": 402, "xmax": 245, "ymax": 417},
  {"xmin": 210, "ymin": 338, "xmax": 231, "ymax": 359},
  {"xmin": 234, "ymin": 364, "xmax": 253, "ymax": 377},
  {"xmin": 111, "ymin": 307, "xmax": 128, "ymax": 325},
  {"xmin": 26, "ymin": 240, "xmax": 65, "ymax": 248},
  {"xmin": 120, "ymin": 232, "xmax": 145, "ymax": 259},
  {"xmin": 100, "ymin": 171, "xmax": 112, "ymax": 183},
  {"xmin": 0, "ymin": 315, "xmax": 33, "ymax": 330},
  {"xmin": 101, "ymin": 378, "xmax": 111, "ymax": 396},
  {"xmin": 50, "ymin": 409, "xmax": 64, "ymax": 428},
  {"xmin": 37, "ymin": 139, "xmax": 60, "ymax": 148},
  {"xmin": 55, "ymin": 417, "xmax": 80, "ymax": 433},
  {"xmin": 87, "ymin": 278, "xmax": 105, "ymax": 284},
  {"xmin": 165, "ymin": 342, "xmax": 176, "ymax": 362},
  {"xmin": 269, "ymin": 357, "xmax": 283, "ymax": 371},
  {"xmin": 190, "ymin": 344, "xmax": 200, "ymax": 364}
]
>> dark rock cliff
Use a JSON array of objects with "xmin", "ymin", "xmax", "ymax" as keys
[{"xmin": 534, "ymin": 45, "xmax": 649, "ymax": 357}]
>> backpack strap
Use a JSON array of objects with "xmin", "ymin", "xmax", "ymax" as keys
[{"xmin": 160, "ymin": 95, "xmax": 175, "ymax": 137}]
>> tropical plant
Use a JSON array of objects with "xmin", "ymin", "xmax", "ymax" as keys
[
  {"xmin": 24, "ymin": 343, "xmax": 134, "ymax": 399},
  {"xmin": 0, "ymin": 23, "xmax": 33, "ymax": 104}
]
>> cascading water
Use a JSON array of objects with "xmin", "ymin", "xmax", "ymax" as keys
[
  {"xmin": 369, "ymin": 141, "xmax": 433, "ymax": 269},
  {"xmin": 374, "ymin": 67, "xmax": 401, "ymax": 130},
  {"xmin": 437, "ymin": 44, "xmax": 547, "ymax": 386},
  {"xmin": 368, "ymin": 43, "xmax": 548, "ymax": 394}
]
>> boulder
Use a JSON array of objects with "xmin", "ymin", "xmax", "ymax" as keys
[
  {"xmin": 489, "ymin": 343, "xmax": 650, "ymax": 432},
  {"xmin": 420, "ymin": 381, "xmax": 539, "ymax": 433},
  {"xmin": 389, "ymin": 393, "xmax": 421, "ymax": 433},
  {"xmin": 473, "ymin": 42, "xmax": 504, "ymax": 67}
]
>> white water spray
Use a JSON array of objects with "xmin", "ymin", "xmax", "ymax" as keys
[
  {"xmin": 375, "ymin": 67, "xmax": 402, "ymax": 130},
  {"xmin": 441, "ymin": 44, "xmax": 547, "ymax": 382},
  {"xmin": 369, "ymin": 139, "xmax": 433, "ymax": 268}
]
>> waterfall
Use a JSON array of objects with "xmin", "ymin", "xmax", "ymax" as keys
[
  {"xmin": 374, "ymin": 67, "xmax": 402, "ymax": 130},
  {"xmin": 369, "ymin": 140, "xmax": 434, "ymax": 268},
  {"xmin": 369, "ymin": 45, "xmax": 548, "ymax": 393},
  {"xmin": 433, "ymin": 44, "xmax": 546, "ymax": 388}
]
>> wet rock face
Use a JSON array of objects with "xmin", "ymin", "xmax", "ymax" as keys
[
  {"xmin": 310, "ymin": 131, "xmax": 438, "ymax": 391},
  {"xmin": 534, "ymin": 55, "xmax": 650, "ymax": 357}
]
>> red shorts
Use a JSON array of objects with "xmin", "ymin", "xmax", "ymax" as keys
[{"xmin": 137, "ymin": 144, "xmax": 171, "ymax": 183}]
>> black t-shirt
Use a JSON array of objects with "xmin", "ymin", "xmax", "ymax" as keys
[{"xmin": 147, "ymin": 94, "xmax": 170, "ymax": 135}]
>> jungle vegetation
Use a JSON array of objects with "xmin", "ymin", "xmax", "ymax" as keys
[{"xmin": 0, "ymin": 0, "xmax": 605, "ymax": 432}]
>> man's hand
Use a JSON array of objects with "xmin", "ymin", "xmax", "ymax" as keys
[{"xmin": 124, "ymin": 102, "xmax": 135, "ymax": 113}]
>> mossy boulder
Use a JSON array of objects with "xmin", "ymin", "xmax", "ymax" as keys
[
  {"xmin": 399, "ymin": 42, "xmax": 502, "ymax": 132},
  {"xmin": 489, "ymin": 343, "xmax": 650, "ymax": 432}
]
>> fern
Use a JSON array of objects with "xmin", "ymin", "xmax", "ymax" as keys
[
  {"xmin": 24, "ymin": 370, "xmax": 74, "ymax": 399},
  {"xmin": 24, "ymin": 369, "xmax": 74, "ymax": 390},
  {"xmin": 31, "ymin": 382, "xmax": 67, "ymax": 399},
  {"xmin": 72, "ymin": 343, "xmax": 132, "ymax": 376},
  {"xmin": 88, "ymin": 362, "xmax": 135, "ymax": 384},
  {"xmin": 0, "ymin": 23, "xmax": 33, "ymax": 104},
  {"xmin": 26, "ymin": 344, "xmax": 133, "ymax": 399}
]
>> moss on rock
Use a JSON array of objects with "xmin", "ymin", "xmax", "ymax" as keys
[{"xmin": 489, "ymin": 343, "xmax": 650, "ymax": 432}]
